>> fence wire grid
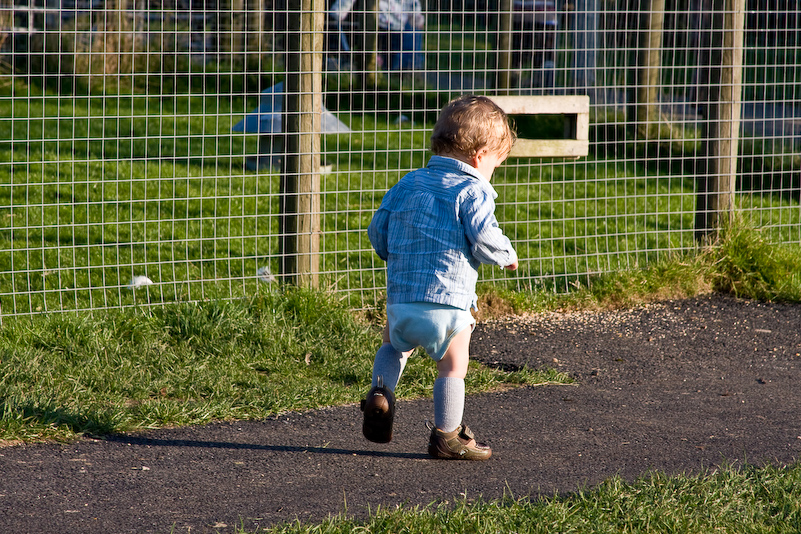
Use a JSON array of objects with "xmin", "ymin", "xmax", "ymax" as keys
[{"xmin": 0, "ymin": 0, "xmax": 799, "ymax": 316}]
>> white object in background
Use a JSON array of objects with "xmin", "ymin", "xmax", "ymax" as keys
[
  {"xmin": 231, "ymin": 82, "xmax": 351, "ymax": 171},
  {"xmin": 128, "ymin": 275, "xmax": 154, "ymax": 289},
  {"xmin": 231, "ymin": 82, "xmax": 352, "ymax": 135},
  {"xmin": 257, "ymin": 266, "xmax": 275, "ymax": 283}
]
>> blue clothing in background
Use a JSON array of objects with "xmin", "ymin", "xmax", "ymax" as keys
[{"xmin": 368, "ymin": 156, "xmax": 518, "ymax": 311}]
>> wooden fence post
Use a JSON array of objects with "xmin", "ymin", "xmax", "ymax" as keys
[
  {"xmin": 498, "ymin": 0, "xmax": 514, "ymax": 94},
  {"xmin": 636, "ymin": 0, "xmax": 665, "ymax": 140},
  {"xmin": 695, "ymin": 0, "xmax": 745, "ymax": 242},
  {"xmin": 281, "ymin": 0, "xmax": 324, "ymax": 287}
]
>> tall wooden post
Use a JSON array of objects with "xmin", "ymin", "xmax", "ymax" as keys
[
  {"xmin": 281, "ymin": 0, "xmax": 324, "ymax": 286},
  {"xmin": 363, "ymin": 0, "xmax": 379, "ymax": 87},
  {"xmin": 498, "ymin": 0, "xmax": 513, "ymax": 94},
  {"xmin": 571, "ymin": 0, "xmax": 597, "ymax": 89},
  {"xmin": 636, "ymin": 0, "xmax": 664, "ymax": 140},
  {"xmin": 695, "ymin": 0, "xmax": 745, "ymax": 242}
]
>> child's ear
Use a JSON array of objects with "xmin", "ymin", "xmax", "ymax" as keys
[{"xmin": 471, "ymin": 147, "xmax": 487, "ymax": 167}]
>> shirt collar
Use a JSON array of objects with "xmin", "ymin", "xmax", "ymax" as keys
[
  {"xmin": 427, "ymin": 155, "xmax": 487, "ymax": 182},
  {"xmin": 427, "ymin": 155, "xmax": 497, "ymax": 198}
]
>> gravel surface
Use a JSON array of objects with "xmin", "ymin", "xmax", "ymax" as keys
[{"xmin": 1, "ymin": 293, "xmax": 800, "ymax": 533}]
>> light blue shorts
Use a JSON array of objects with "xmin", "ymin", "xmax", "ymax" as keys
[{"xmin": 387, "ymin": 302, "xmax": 476, "ymax": 361}]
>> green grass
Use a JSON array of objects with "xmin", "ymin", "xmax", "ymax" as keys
[
  {"xmin": 474, "ymin": 216, "xmax": 801, "ymax": 316},
  {"xmin": 259, "ymin": 463, "xmax": 801, "ymax": 533},
  {"xmin": 2, "ymin": 218, "xmax": 799, "ymax": 445},
  {"xmin": 3, "ymin": 63, "xmax": 801, "ymax": 314},
  {"xmin": 0, "ymin": 76, "xmax": 454, "ymax": 313},
  {"xmin": 0, "ymin": 286, "xmax": 567, "ymax": 444}
]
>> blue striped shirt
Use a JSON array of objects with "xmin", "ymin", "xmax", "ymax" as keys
[{"xmin": 368, "ymin": 156, "xmax": 518, "ymax": 310}]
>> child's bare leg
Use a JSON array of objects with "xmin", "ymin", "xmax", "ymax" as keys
[
  {"xmin": 371, "ymin": 325, "xmax": 412, "ymax": 391},
  {"xmin": 436, "ymin": 326, "xmax": 471, "ymax": 378},
  {"xmin": 433, "ymin": 327, "xmax": 471, "ymax": 432}
]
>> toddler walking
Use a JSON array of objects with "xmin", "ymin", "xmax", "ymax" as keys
[{"xmin": 362, "ymin": 94, "xmax": 519, "ymax": 460}]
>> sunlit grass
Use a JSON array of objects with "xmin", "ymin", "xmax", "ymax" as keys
[
  {"xmin": 3, "ymin": 74, "xmax": 801, "ymax": 314},
  {"xmin": 257, "ymin": 463, "xmax": 801, "ymax": 534},
  {"xmin": 0, "ymin": 286, "xmax": 568, "ymax": 444}
]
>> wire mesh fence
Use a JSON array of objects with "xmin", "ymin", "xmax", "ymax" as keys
[{"xmin": 0, "ymin": 0, "xmax": 799, "ymax": 316}]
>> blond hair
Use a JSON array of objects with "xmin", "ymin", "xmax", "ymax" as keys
[{"xmin": 430, "ymin": 95, "xmax": 516, "ymax": 159}]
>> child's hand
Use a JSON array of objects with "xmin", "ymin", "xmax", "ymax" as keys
[{"xmin": 504, "ymin": 261, "xmax": 519, "ymax": 271}]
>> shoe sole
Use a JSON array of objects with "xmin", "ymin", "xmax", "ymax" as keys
[
  {"xmin": 427, "ymin": 441, "xmax": 492, "ymax": 460},
  {"xmin": 361, "ymin": 387, "xmax": 394, "ymax": 443}
]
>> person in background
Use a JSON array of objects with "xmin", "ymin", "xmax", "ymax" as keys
[
  {"xmin": 378, "ymin": 0, "xmax": 425, "ymax": 70},
  {"xmin": 329, "ymin": 0, "xmax": 425, "ymax": 70},
  {"xmin": 327, "ymin": 0, "xmax": 355, "ymax": 70}
]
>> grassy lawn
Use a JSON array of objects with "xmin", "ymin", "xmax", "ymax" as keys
[
  {"xmin": 2, "ymin": 214, "xmax": 799, "ymax": 444},
  {"xmin": 263, "ymin": 464, "xmax": 801, "ymax": 533},
  {"xmin": 3, "ymin": 77, "xmax": 801, "ymax": 314},
  {"xmin": 0, "ymin": 286, "xmax": 569, "ymax": 444}
]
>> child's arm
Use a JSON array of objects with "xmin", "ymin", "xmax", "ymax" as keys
[
  {"xmin": 367, "ymin": 206, "xmax": 391, "ymax": 261},
  {"xmin": 461, "ymin": 191, "xmax": 518, "ymax": 269}
]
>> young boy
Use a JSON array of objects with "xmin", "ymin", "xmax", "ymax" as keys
[{"xmin": 362, "ymin": 94, "xmax": 519, "ymax": 460}]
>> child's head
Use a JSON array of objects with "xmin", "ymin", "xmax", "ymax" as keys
[{"xmin": 430, "ymin": 95, "xmax": 516, "ymax": 161}]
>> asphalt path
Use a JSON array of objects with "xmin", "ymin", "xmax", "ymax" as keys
[{"xmin": 1, "ymin": 294, "xmax": 800, "ymax": 533}]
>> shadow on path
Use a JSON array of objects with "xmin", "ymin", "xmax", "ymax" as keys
[{"xmin": 105, "ymin": 434, "xmax": 429, "ymax": 460}]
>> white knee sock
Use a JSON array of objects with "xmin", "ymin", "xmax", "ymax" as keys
[
  {"xmin": 433, "ymin": 376, "xmax": 464, "ymax": 433},
  {"xmin": 371, "ymin": 343, "xmax": 408, "ymax": 392}
]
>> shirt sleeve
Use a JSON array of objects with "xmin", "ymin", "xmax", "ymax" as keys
[
  {"xmin": 460, "ymin": 189, "xmax": 518, "ymax": 267},
  {"xmin": 367, "ymin": 203, "xmax": 391, "ymax": 261}
]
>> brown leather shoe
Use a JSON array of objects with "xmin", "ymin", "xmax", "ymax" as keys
[
  {"xmin": 427, "ymin": 423, "xmax": 492, "ymax": 460},
  {"xmin": 360, "ymin": 377, "xmax": 395, "ymax": 443}
]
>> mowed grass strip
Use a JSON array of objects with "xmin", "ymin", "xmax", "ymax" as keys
[
  {"xmin": 260, "ymin": 463, "xmax": 801, "ymax": 534},
  {"xmin": 0, "ymin": 286, "xmax": 568, "ymax": 444}
]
